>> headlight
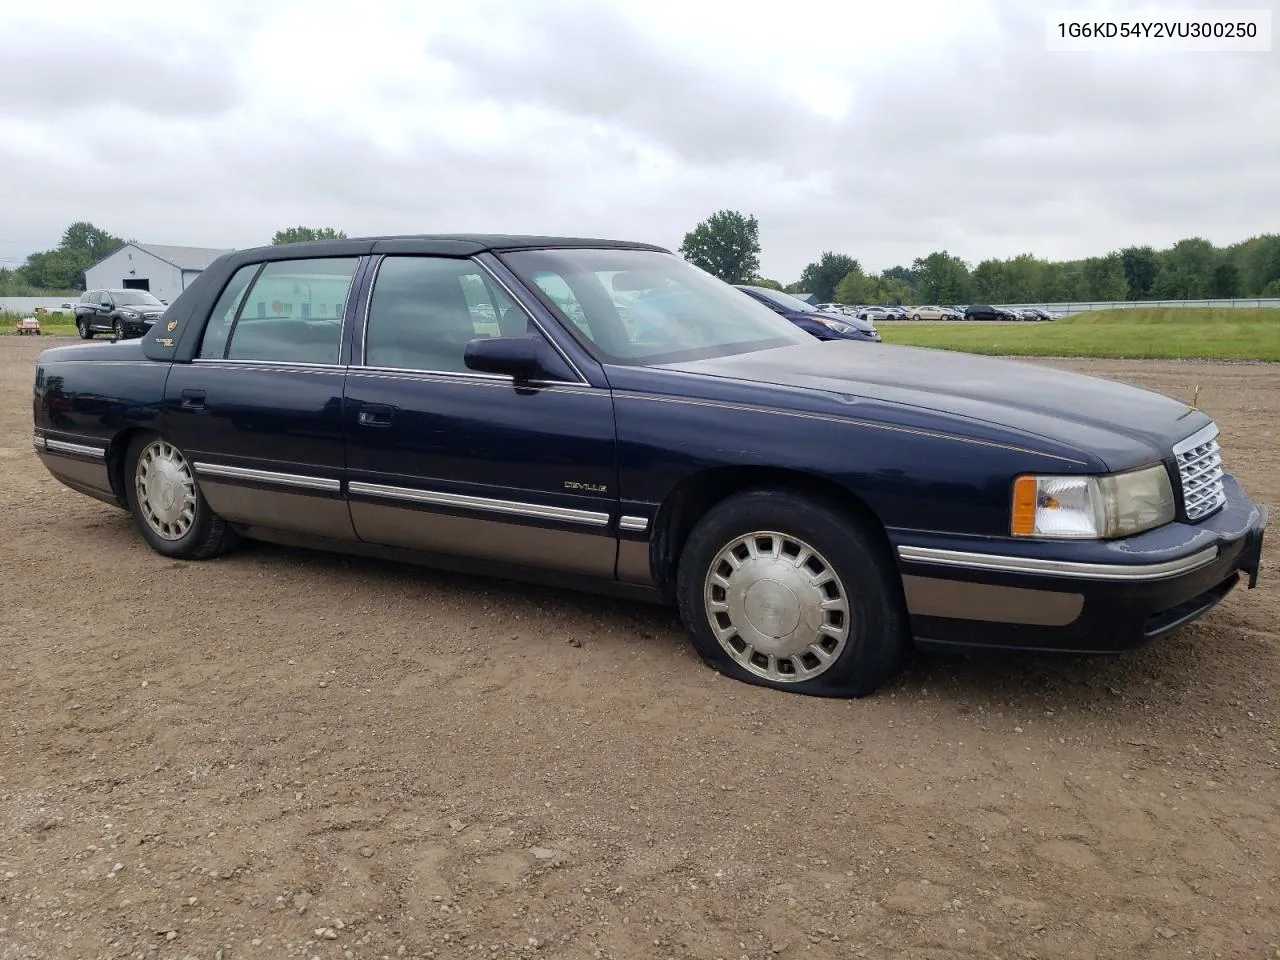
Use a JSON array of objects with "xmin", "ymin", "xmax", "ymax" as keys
[
  {"xmin": 120, "ymin": 309, "xmax": 139, "ymax": 318},
  {"xmin": 1011, "ymin": 465, "xmax": 1175, "ymax": 539},
  {"xmin": 816, "ymin": 317, "xmax": 855, "ymax": 334}
]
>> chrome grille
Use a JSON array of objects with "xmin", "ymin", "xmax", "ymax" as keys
[{"xmin": 1172, "ymin": 423, "xmax": 1226, "ymax": 521}]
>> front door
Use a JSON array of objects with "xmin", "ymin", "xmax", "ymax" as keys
[
  {"xmin": 163, "ymin": 255, "xmax": 361, "ymax": 540},
  {"xmin": 343, "ymin": 254, "xmax": 618, "ymax": 579}
]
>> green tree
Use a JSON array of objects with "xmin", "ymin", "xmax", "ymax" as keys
[
  {"xmin": 835, "ymin": 269, "xmax": 910, "ymax": 305},
  {"xmin": 798, "ymin": 252, "xmax": 860, "ymax": 303},
  {"xmin": 1120, "ymin": 246, "xmax": 1159, "ymax": 300},
  {"xmin": 1079, "ymin": 253, "xmax": 1129, "ymax": 300},
  {"xmin": 881, "ymin": 265, "xmax": 918, "ymax": 293},
  {"xmin": 14, "ymin": 221, "xmax": 125, "ymax": 291},
  {"xmin": 749, "ymin": 277, "xmax": 784, "ymax": 290},
  {"xmin": 1000, "ymin": 254, "xmax": 1044, "ymax": 302},
  {"xmin": 1209, "ymin": 261, "xmax": 1242, "ymax": 298},
  {"xmin": 60, "ymin": 221, "xmax": 126, "ymax": 264},
  {"xmin": 678, "ymin": 210, "xmax": 761, "ymax": 284},
  {"xmin": 1036, "ymin": 261, "xmax": 1072, "ymax": 301},
  {"xmin": 1234, "ymin": 234, "xmax": 1280, "ymax": 295},
  {"xmin": 912, "ymin": 251, "xmax": 971, "ymax": 304},
  {"xmin": 834, "ymin": 267, "xmax": 868, "ymax": 304},
  {"xmin": 21, "ymin": 249, "xmax": 86, "ymax": 290},
  {"xmin": 271, "ymin": 226, "xmax": 349, "ymax": 245},
  {"xmin": 969, "ymin": 259, "xmax": 1005, "ymax": 302},
  {"xmin": 1152, "ymin": 238, "xmax": 1216, "ymax": 299}
]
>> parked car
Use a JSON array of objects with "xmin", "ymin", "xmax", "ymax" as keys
[
  {"xmin": 32, "ymin": 235, "xmax": 1268, "ymax": 698},
  {"xmin": 736, "ymin": 286, "xmax": 881, "ymax": 342},
  {"xmin": 857, "ymin": 306, "xmax": 890, "ymax": 322},
  {"xmin": 910, "ymin": 305, "xmax": 952, "ymax": 321},
  {"xmin": 883, "ymin": 306, "xmax": 910, "ymax": 320},
  {"xmin": 964, "ymin": 304, "xmax": 1013, "ymax": 321},
  {"xmin": 74, "ymin": 289, "xmax": 168, "ymax": 340},
  {"xmin": 815, "ymin": 302, "xmax": 854, "ymax": 315}
]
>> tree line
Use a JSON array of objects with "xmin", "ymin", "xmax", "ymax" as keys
[
  {"xmin": 7, "ymin": 215, "xmax": 1277, "ymax": 306},
  {"xmin": 679, "ymin": 210, "xmax": 1280, "ymax": 305},
  {"xmin": 0, "ymin": 224, "xmax": 349, "ymax": 295}
]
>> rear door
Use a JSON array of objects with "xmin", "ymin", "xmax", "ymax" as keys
[
  {"xmin": 343, "ymin": 254, "xmax": 618, "ymax": 578},
  {"xmin": 163, "ymin": 256, "xmax": 362, "ymax": 540}
]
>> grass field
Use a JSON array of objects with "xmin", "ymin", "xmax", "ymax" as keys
[{"xmin": 878, "ymin": 308, "xmax": 1280, "ymax": 361}]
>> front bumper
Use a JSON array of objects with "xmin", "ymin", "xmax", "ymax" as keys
[
  {"xmin": 895, "ymin": 475, "xmax": 1267, "ymax": 654},
  {"xmin": 120, "ymin": 317, "xmax": 158, "ymax": 336}
]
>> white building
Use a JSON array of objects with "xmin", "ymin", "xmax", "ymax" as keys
[{"xmin": 83, "ymin": 243, "xmax": 233, "ymax": 304}]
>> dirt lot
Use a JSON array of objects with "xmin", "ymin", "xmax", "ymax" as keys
[{"xmin": 1, "ymin": 337, "xmax": 1276, "ymax": 960}]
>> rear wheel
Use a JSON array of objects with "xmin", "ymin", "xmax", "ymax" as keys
[
  {"xmin": 676, "ymin": 489, "xmax": 908, "ymax": 697},
  {"xmin": 77, "ymin": 317, "xmax": 93, "ymax": 339},
  {"xmin": 125, "ymin": 434, "xmax": 238, "ymax": 559}
]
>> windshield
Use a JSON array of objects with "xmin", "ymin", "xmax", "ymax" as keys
[
  {"xmin": 501, "ymin": 248, "xmax": 812, "ymax": 365},
  {"xmin": 745, "ymin": 286, "xmax": 818, "ymax": 314},
  {"xmin": 113, "ymin": 291, "xmax": 163, "ymax": 306}
]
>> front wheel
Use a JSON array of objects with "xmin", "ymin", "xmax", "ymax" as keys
[
  {"xmin": 77, "ymin": 318, "xmax": 93, "ymax": 339},
  {"xmin": 124, "ymin": 434, "xmax": 238, "ymax": 559},
  {"xmin": 113, "ymin": 318, "xmax": 126, "ymax": 341},
  {"xmin": 676, "ymin": 490, "xmax": 908, "ymax": 697}
]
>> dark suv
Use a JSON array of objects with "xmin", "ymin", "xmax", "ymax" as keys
[{"xmin": 74, "ymin": 289, "xmax": 167, "ymax": 340}]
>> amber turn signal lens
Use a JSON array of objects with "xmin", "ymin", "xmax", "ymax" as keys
[{"xmin": 1011, "ymin": 475, "xmax": 1038, "ymax": 536}]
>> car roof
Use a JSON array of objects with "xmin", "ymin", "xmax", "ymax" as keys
[{"xmin": 216, "ymin": 234, "xmax": 672, "ymax": 270}]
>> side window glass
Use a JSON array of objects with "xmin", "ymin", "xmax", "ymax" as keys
[
  {"xmin": 199, "ymin": 264, "xmax": 259, "ymax": 359},
  {"xmin": 223, "ymin": 258, "xmax": 359, "ymax": 364},
  {"xmin": 365, "ymin": 258, "xmax": 524, "ymax": 372}
]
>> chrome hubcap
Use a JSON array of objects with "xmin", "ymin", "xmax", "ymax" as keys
[
  {"xmin": 135, "ymin": 440, "xmax": 196, "ymax": 540},
  {"xmin": 704, "ymin": 531, "xmax": 850, "ymax": 683}
]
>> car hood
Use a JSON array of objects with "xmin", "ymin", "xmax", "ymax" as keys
[
  {"xmin": 656, "ymin": 341, "xmax": 1210, "ymax": 470},
  {"xmin": 118, "ymin": 304, "xmax": 164, "ymax": 315}
]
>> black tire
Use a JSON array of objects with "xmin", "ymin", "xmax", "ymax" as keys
[
  {"xmin": 113, "ymin": 318, "xmax": 125, "ymax": 341},
  {"xmin": 124, "ymin": 433, "xmax": 239, "ymax": 560},
  {"xmin": 676, "ymin": 489, "xmax": 908, "ymax": 697},
  {"xmin": 77, "ymin": 317, "xmax": 94, "ymax": 339}
]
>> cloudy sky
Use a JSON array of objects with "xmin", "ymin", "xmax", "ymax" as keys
[{"xmin": 1, "ymin": 0, "xmax": 1276, "ymax": 281}]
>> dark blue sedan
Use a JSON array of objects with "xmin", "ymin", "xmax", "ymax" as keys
[
  {"xmin": 32, "ymin": 235, "xmax": 1267, "ymax": 697},
  {"xmin": 735, "ymin": 285, "xmax": 881, "ymax": 341}
]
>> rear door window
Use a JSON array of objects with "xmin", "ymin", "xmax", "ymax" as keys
[{"xmin": 203, "ymin": 258, "xmax": 360, "ymax": 365}]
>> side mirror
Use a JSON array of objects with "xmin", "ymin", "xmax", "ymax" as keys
[{"xmin": 464, "ymin": 336, "xmax": 539, "ymax": 378}]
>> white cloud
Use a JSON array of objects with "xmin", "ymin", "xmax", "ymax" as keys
[{"xmin": 0, "ymin": 0, "xmax": 1275, "ymax": 279}]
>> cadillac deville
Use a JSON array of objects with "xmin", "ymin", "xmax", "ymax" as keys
[{"xmin": 32, "ymin": 236, "xmax": 1268, "ymax": 696}]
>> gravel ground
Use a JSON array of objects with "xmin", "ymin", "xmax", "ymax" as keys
[{"xmin": 1, "ymin": 337, "xmax": 1276, "ymax": 960}]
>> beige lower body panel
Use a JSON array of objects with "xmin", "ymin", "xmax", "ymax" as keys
[
  {"xmin": 37, "ymin": 450, "xmax": 112, "ymax": 495},
  {"xmin": 350, "ymin": 502, "xmax": 615, "ymax": 579},
  {"xmin": 617, "ymin": 540, "xmax": 654, "ymax": 586},
  {"xmin": 902, "ymin": 575, "xmax": 1084, "ymax": 627},
  {"xmin": 199, "ymin": 480, "xmax": 356, "ymax": 540}
]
